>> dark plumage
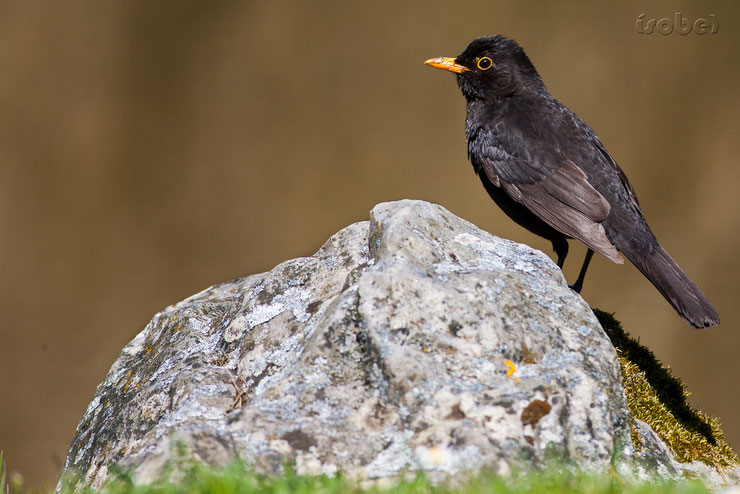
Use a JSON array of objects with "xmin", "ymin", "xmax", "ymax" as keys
[{"xmin": 425, "ymin": 35, "xmax": 719, "ymax": 328}]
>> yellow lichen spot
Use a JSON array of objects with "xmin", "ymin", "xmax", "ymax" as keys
[
  {"xmin": 429, "ymin": 446, "xmax": 444, "ymax": 465},
  {"xmin": 504, "ymin": 360, "xmax": 520, "ymax": 381},
  {"xmin": 422, "ymin": 347, "xmax": 430, "ymax": 353},
  {"xmin": 120, "ymin": 448, "xmax": 126, "ymax": 455},
  {"xmin": 174, "ymin": 322, "xmax": 183, "ymax": 333},
  {"xmin": 105, "ymin": 401, "xmax": 111, "ymax": 408},
  {"xmin": 122, "ymin": 370, "xmax": 135, "ymax": 393}
]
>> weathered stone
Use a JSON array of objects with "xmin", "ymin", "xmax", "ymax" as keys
[{"xmin": 61, "ymin": 200, "xmax": 737, "ymax": 488}]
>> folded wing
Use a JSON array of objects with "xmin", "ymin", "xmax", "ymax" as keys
[{"xmin": 475, "ymin": 130, "xmax": 623, "ymax": 264}]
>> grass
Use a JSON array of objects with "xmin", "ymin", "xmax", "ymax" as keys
[
  {"xmin": 1, "ymin": 452, "xmax": 715, "ymax": 494},
  {"xmin": 51, "ymin": 459, "xmax": 714, "ymax": 494}
]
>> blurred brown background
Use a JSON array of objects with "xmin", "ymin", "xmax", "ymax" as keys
[{"xmin": 1, "ymin": 0, "xmax": 738, "ymax": 489}]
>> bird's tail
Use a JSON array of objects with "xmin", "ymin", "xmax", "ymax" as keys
[{"xmin": 622, "ymin": 242, "xmax": 719, "ymax": 329}]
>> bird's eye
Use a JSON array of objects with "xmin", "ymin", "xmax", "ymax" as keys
[{"xmin": 476, "ymin": 57, "xmax": 493, "ymax": 71}]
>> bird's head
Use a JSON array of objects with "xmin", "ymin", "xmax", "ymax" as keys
[{"xmin": 425, "ymin": 35, "xmax": 545, "ymax": 101}]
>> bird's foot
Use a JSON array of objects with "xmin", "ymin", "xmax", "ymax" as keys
[{"xmin": 568, "ymin": 249, "xmax": 593, "ymax": 294}]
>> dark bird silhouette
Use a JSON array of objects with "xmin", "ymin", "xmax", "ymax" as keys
[{"xmin": 425, "ymin": 35, "xmax": 719, "ymax": 328}]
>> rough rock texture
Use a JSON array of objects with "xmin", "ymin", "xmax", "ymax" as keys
[{"xmin": 62, "ymin": 200, "xmax": 733, "ymax": 487}]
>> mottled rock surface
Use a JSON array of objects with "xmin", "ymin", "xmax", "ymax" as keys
[{"xmin": 62, "ymin": 200, "xmax": 733, "ymax": 487}]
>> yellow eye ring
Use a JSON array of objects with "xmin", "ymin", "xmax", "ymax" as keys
[{"xmin": 476, "ymin": 57, "xmax": 493, "ymax": 71}]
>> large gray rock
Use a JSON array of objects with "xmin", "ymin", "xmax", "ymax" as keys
[{"xmin": 62, "ymin": 200, "xmax": 729, "ymax": 487}]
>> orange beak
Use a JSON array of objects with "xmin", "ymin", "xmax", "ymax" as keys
[{"xmin": 424, "ymin": 57, "xmax": 469, "ymax": 74}]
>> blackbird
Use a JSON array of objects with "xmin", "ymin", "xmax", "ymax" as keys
[{"xmin": 425, "ymin": 35, "xmax": 719, "ymax": 328}]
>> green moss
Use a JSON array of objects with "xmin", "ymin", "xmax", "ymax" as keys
[{"xmin": 593, "ymin": 309, "xmax": 738, "ymax": 470}]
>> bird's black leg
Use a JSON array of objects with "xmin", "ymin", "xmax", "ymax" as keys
[
  {"xmin": 552, "ymin": 238, "xmax": 569, "ymax": 269},
  {"xmin": 570, "ymin": 249, "xmax": 594, "ymax": 293}
]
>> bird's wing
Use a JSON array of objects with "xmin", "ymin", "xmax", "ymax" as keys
[
  {"xmin": 589, "ymin": 133, "xmax": 641, "ymax": 211},
  {"xmin": 473, "ymin": 127, "xmax": 623, "ymax": 264}
]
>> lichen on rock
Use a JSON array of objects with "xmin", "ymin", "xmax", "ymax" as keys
[{"xmin": 61, "ymin": 200, "xmax": 738, "ymax": 489}]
